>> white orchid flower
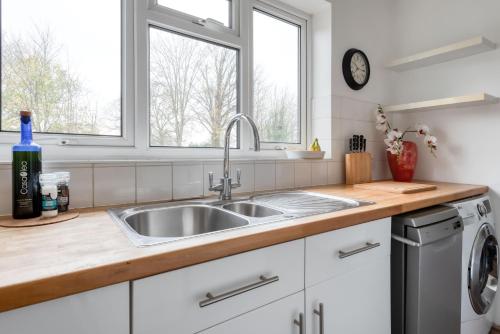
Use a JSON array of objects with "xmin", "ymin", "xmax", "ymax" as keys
[
  {"xmin": 425, "ymin": 135, "xmax": 437, "ymax": 149},
  {"xmin": 387, "ymin": 129, "xmax": 403, "ymax": 141},
  {"xmin": 416, "ymin": 124, "xmax": 430, "ymax": 137},
  {"xmin": 376, "ymin": 121, "xmax": 389, "ymax": 132}
]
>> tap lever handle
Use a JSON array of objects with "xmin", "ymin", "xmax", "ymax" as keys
[
  {"xmin": 208, "ymin": 172, "xmax": 214, "ymax": 188},
  {"xmin": 236, "ymin": 168, "xmax": 241, "ymax": 185}
]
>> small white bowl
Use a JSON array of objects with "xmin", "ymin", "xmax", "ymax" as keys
[{"xmin": 285, "ymin": 150, "xmax": 325, "ymax": 159}]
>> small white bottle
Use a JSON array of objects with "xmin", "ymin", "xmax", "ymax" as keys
[{"xmin": 39, "ymin": 173, "xmax": 58, "ymax": 218}]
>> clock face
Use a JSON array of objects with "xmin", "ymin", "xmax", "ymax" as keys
[
  {"xmin": 342, "ymin": 48, "xmax": 370, "ymax": 90},
  {"xmin": 350, "ymin": 52, "xmax": 368, "ymax": 85}
]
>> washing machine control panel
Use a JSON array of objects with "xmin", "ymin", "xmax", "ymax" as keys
[{"xmin": 477, "ymin": 200, "xmax": 492, "ymax": 217}]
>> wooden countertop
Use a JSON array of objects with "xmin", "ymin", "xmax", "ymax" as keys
[{"xmin": 0, "ymin": 181, "xmax": 487, "ymax": 312}]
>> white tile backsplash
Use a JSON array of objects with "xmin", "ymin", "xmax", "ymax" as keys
[
  {"xmin": 136, "ymin": 165, "xmax": 172, "ymax": 203},
  {"xmin": 311, "ymin": 161, "xmax": 328, "ymax": 186},
  {"xmin": 0, "ymin": 156, "xmax": 375, "ymax": 215},
  {"xmin": 173, "ymin": 163, "xmax": 203, "ymax": 200},
  {"xmin": 254, "ymin": 162, "xmax": 276, "ymax": 192},
  {"xmin": 328, "ymin": 161, "xmax": 344, "ymax": 184},
  {"xmin": 276, "ymin": 162, "xmax": 295, "ymax": 190},
  {"xmin": 0, "ymin": 168, "xmax": 12, "ymax": 215},
  {"xmin": 94, "ymin": 166, "xmax": 135, "ymax": 206},
  {"xmin": 294, "ymin": 162, "xmax": 312, "ymax": 188},
  {"xmin": 203, "ymin": 162, "xmax": 224, "ymax": 197},
  {"xmin": 230, "ymin": 162, "xmax": 254, "ymax": 194}
]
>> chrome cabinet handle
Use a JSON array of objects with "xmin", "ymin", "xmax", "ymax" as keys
[
  {"xmin": 338, "ymin": 242, "xmax": 380, "ymax": 259},
  {"xmin": 314, "ymin": 303, "xmax": 324, "ymax": 334},
  {"xmin": 293, "ymin": 313, "xmax": 304, "ymax": 334},
  {"xmin": 199, "ymin": 275, "xmax": 279, "ymax": 308}
]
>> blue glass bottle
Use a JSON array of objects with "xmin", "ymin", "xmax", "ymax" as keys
[{"xmin": 12, "ymin": 110, "xmax": 42, "ymax": 219}]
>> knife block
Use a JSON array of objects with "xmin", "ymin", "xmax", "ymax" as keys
[{"xmin": 345, "ymin": 152, "xmax": 372, "ymax": 185}]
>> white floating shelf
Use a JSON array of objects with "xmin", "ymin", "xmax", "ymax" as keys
[
  {"xmin": 384, "ymin": 93, "xmax": 500, "ymax": 113},
  {"xmin": 386, "ymin": 36, "xmax": 497, "ymax": 71}
]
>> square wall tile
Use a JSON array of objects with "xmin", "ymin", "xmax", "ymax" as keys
[
  {"xmin": 203, "ymin": 162, "xmax": 224, "ymax": 197},
  {"xmin": 332, "ymin": 139, "xmax": 345, "ymax": 162},
  {"xmin": 137, "ymin": 165, "xmax": 172, "ymax": 203},
  {"xmin": 0, "ymin": 168, "xmax": 12, "ymax": 215},
  {"xmin": 173, "ymin": 163, "xmax": 203, "ymax": 200},
  {"xmin": 340, "ymin": 97, "xmax": 377, "ymax": 122},
  {"xmin": 294, "ymin": 162, "xmax": 312, "ymax": 188},
  {"xmin": 276, "ymin": 162, "xmax": 294, "ymax": 190},
  {"xmin": 231, "ymin": 162, "xmax": 254, "ymax": 194},
  {"xmin": 328, "ymin": 161, "xmax": 345, "ymax": 185},
  {"xmin": 43, "ymin": 166, "xmax": 93, "ymax": 209},
  {"xmin": 255, "ymin": 162, "xmax": 276, "ymax": 192},
  {"xmin": 94, "ymin": 166, "xmax": 135, "ymax": 206},
  {"xmin": 311, "ymin": 161, "xmax": 328, "ymax": 186}
]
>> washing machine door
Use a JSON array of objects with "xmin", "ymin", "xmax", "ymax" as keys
[{"xmin": 469, "ymin": 223, "xmax": 499, "ymax": 314}]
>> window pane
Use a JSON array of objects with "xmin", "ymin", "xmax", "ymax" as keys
[
  {"xmin": 149, "ymin": 27, "xmax": 238, "ymax": 148},
  {"xmin": 253, "ymin": 10, "xmax": 300, "ymax": 144},
  {"xmin": 1, "ymin": 0, "xmax": 122, "ymax": 136},
  {"xmin": 157, "ymin": 0, "xmax": 231, "ymax": 27}
]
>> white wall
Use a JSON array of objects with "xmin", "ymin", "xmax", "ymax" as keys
[
  {"xmin": 389, "ymin": 0, "xmax": 500, "ymax": 324},
  {"xmin": 324, "ymin": 0, "xmax": 395, "ymax": 180}
]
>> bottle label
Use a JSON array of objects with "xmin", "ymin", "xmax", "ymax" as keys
[
  {"xmin": 12, "ymin": 151, "xmax": 42, "ymax": 218},
  {"xmin": 41, "ymin": 195, "xmax": 57, "ymax": 211}
]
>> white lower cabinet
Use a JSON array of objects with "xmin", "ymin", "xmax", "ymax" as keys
[
  {"xmin": 0, "ymin": 282, "xmax": 129, "ymax": 334},
  {"xmin": 199, "ymin": 291, "xmax": 305, "ymax": 334},
  {"xmin": 132, "ymin": 239, "xmax": 305, "ymax": 334},
  {"xmin": 305, "ymin": 257, "xmax": 391, "ymax": 334},
  {"xmin": 304, "ymin": 218, "xmax": 392, "ymax": 334}
]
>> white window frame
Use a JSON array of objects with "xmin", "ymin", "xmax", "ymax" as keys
[
  {"xmin": 0, "ymin": 0, "xmax": 311, "ymax": 159},
  {"xmin": 0, "ymin": 0, "xmax": 135, "ymax": 148}
]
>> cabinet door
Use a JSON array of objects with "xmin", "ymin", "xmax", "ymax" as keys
[
  {"xmin": 0, "ymin": 282, "xmax": 129, "ymax": 334},
  {"xmin": 306, "ymin": 257, "xmax": 390, "ymax": 334},
  {"xmin": 133, "ymin": 239, "xmax": 304, "ymax": 334},
  {"xmin": 200, "ymin": 291, "xmax": 305, "ymax": 334}
]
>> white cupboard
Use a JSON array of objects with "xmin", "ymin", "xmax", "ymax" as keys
[
  {"xmin": 0, "ymin": 282, "xmax": 129, "ymax": 334},
  {"xmin": 305, "ymin": 218, "xmax": 392, "ymax": 334},
  {"xmin": 306, "ymin": 257, "xmax": 391, "ymax": 334}
]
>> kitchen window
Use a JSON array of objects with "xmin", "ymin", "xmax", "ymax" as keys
[
  {"xmin": 0, "ymin": 0, "xmax": 134, "ymax": 146},
  {"xmin": 0, "ymin": 0, "xmax": 309, "ymax": 156}
]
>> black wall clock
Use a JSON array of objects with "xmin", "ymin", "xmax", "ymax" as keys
[{"xmin": 342, "ymin": 48, "xmax": 370, "ymax": 90}]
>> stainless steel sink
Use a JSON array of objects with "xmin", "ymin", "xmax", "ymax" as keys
[
  {"xmin": 109, "ymin": 191, "xmax": 374, "ymax": 247},
  {"xmin": 125, "ymin": 205, "xmax": 249, "ymax": 238},
  {"xmin": 222, "ymin": 202, "xmax": 283, "ymax": 217}
]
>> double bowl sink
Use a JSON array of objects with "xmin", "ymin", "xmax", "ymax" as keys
[{"xmin": 109, "ymin": 191, "xmax": 374, "ymax": 246}]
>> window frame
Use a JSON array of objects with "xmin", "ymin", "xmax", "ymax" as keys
[
  {"xmin": 250, "ymin": 1, "xmax": 309, "ymax": 149},
  {"xmin": 0, "ymin": 0, "xmax": 135, "ymax": 147},
  {"xmin": 151, "ymin": 0, "xmax": 240, "ymax": 35}
]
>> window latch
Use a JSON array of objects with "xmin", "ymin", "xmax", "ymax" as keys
[{"xmin": 192, "ymin": 18, "xmax": 206, "ymax": 26}]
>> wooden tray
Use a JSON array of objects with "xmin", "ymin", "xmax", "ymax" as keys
[
  {"xmin": 354, "ymin": 181, "xmax": 437, "ymax": 194},
  {"xmin": 0, "ymin": 211, "xmax": 79, "ymax": 228}
]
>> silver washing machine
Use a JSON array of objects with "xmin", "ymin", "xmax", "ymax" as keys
[{"xmin": 446, "ymin": 195, "xmax": 499, "ymax": 334}]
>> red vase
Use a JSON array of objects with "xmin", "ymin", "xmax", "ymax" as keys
[{"xmin": 387, "ymin": 141, "xmax": 418, "ymax": 182}]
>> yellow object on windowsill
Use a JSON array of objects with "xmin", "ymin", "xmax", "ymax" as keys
[{"xmin": 309, "ymin": 138, "xmax": 322, "ymax": 152}]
